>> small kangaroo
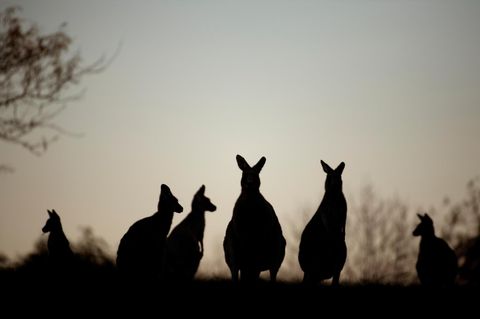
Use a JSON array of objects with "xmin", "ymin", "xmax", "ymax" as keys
[
  {"xmin": 223, "ymin": 155, "xmax": 286, "ymax": 282},
  {"xmin": 42, "ymin": 209, "xmax": 74, "ymax": 268},
  {"xmin": 413, "ymin": 213, "xmax": 457, "ymax": 287},
  {"xmin": 298, "ymin": 160, "xmax": 347, "ymax": 286},
  {"xmin": 165, "ymin": 185, "xmax": 217, "ymax": 282},
  {"xmin": 116, "ymin": 184, "xmax": 183, "ymax": 279}
]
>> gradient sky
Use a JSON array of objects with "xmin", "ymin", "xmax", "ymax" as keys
[{"xmin": 1, "ymin": 0, "xmax": 479, "ymax": 278}]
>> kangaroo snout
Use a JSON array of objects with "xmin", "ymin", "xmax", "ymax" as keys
[{"xmin": 175, "ymin": 203, "xmax": 184, "ymax": 213}]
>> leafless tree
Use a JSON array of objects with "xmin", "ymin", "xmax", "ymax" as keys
[
  {"xmin": 341, "ymin": 186, "xmax": 417, "ymax": 285},
  {"xmin": 0, "ymin": 6, "xmax": 110, "ymax": 170}
]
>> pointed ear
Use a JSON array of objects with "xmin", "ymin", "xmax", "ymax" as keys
[
  {"xmin": 47, "ymin": 210, "xmax": 53, "ymax": 217},
  {"xmin": 253, "ymin": 157, "xmax": 266, "ymax": 172},
  {"xmin": 197, "ymin": 185, "xmax": 205, "ymax": 195},
  {"xmin": 51, "ymin": 209, "xmax": 58, "ymax": 217},
  {"xmin": 236, "ymin": 155, "xmax": 250, "ymax": 171},
  {"xmin": 321, "ymin": 160, "xmax": 333, "ymax": 174},
  {"xmin": 160, "ymin": 184, "xmax": 172, "ymax": 197},
  {"xmin": 417, "ymin": 213, "xmax": 423, "ymax": 220},
  {"xmin": 424, "ymin": 213, "xmax": 432, "ymax": 221},
  {"xmin": 335, "ymin": 162, "xmax": 345, "ymax": 174}
]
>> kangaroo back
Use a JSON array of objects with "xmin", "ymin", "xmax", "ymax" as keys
[
  {"xmin": 116, "ymin": 184, "xmax": 183, "ymax": 279},
  {"xmin": 298, "ymin": 160, "xmax": 347, "ymax": 285},
  {"xmin": 223, "ymin": 155, "xmax": 286, "ymax": 282}
]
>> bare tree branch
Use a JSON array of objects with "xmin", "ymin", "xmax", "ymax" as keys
[
  {"xmin": 0, "ymin": 164, "xmax": 14, "ymax": 174},
  {"xmin": 0, "ymin": 6, "xmax": 114, "ymax": 166}
]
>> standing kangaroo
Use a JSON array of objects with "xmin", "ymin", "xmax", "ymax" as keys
[
  {"xmin": 413, "ymin": 213, "xmax": 457, "ymax": 287},
  {"xmin": 298, "ymin": 160, "xmax": 347, "ymax": 286},
  {"xmin": 165, "ymin": 185, "xmax": 217, "ymax": 282},
  {"xmin": 116, "ymin": 184, "xmax": 183, "ymax": 279},
  {"xmin": 42, "ymin": 209, "xmax": 74, "ymax": 269},
  {"xmin": 223, "ymin": 155, "xmax": 286, "ymax": 282}
]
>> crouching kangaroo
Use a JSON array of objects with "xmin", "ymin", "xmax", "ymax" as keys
[
  {"xmin": 413, "ymin": 213, "xmax": 457, "ymax": 287},
  {"xmin": 299, "ymin": 160, "xmax": 347, "ymax": 286},
  {"xmin": 223, "ymin": 155, "xmax": 286, "ymax": 282},
  {"xmin": 116, "ymin": 184, "xmax": 183, "ymax": 280},
  {"xmin": 42, "ymin": 209, "xmax": 74, "ymax": 272}
]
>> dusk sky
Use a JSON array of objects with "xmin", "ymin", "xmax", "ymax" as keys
[{"xmin": 1, "ymin": 0, "xmax": 479, "ymax": 279}]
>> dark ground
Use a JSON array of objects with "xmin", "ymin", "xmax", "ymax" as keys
[{"xmin": 0, "ymin": 269, "xmax": 477, "ymax": 316}]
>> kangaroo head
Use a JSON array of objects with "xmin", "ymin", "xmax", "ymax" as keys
[
  {"xmin": 158, "ymin": 184, "xmax": 183, "ymax": 213},
  {"xmin": 42, "ymin": 209, "xmax": 62, "ymax": 233},
  {"xmin": 192, "ymin": 185, "xmax": 216, "ymax": 213},
  {"xmin": 413, "ymin": 213, "xmax": 435, "ymax": 237},
  {"xmin": 321, "ymin": 160, "xmax": 345, "ymax": 193},
  {"xmin": 236, "ymin": 155, "xmax": 266, "ymax": 191}
]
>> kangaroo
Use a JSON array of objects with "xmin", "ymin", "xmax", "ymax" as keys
[
  {"xmin": 413, "ymin": 213, "xmax": 457, "ymax": 287},
  {"xmin": 42, "ymin": 209, "xmax": 74, "ymax": 269},
  {"xmin": 165, "ymin": 185, "xmax": 216, "ymax": 282},
  {"xmin": 116, "ymin": 184, "xmax": 183, "ymax": 279},
  {"xmin": 298, "ymin": 160, "xmax": 347, "ymax": 286},
  {"xmin": 223, "ymin": 155, "xmax": 286, "ymax": 282}
]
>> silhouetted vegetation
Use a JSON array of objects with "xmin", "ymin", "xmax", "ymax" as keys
[
  {"xmin": 0, "ymin": 252, "xmax": 9, "ymax": 267},
  {"xmin": 12, "ymin": 226, "xmax": 114, "ymax": 278},
  {"xmin": 343, "ymin": 187, "xmax": 417, "ymax": 284},
  {"xmin": 0, "ymin": 6, "xmax": 110, "ymax": 171},
  {"xmin": 448, "ymin": 177, "xmax": 480, "ymax": 286}
]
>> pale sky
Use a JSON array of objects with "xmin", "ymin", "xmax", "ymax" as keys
[{"xmin": 1, "ymin": 0, "xmax": 479, "ymax": 279}]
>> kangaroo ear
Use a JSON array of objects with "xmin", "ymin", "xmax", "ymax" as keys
[
  {"xmin": 160, "ymin": 184, "xmax": 172, "ymax": 199},
  {"xmin": 321, "ymin": 160, "xmax": 333, "ymax": 174},
  {"xmin": 417, "ymin": 213, "xmax": 423, "ymax": 220},
  {"xmin": 197, "ymin": 185, "xmax": 206, "ymax": 195},
  {"xmin": 236, "ymin": 155, "xmax": 250, "ymax": 171},
  {"xmin": 51, "ymin": 209, "xmax": 58, "ymax": 217},
  {"xmin": 47, "ymin": 210, "xmax": 53, "ymax": 217},
  {"xmin": 335, "ymin": 162, "xmax": 345, "ymax": 174},
  {"xmin": 253, "ymin": 157, "xmax": 266, "ymax": 172}
]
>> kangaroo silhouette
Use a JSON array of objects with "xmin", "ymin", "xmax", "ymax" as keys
[
  {"xmin": 413, "ymin": 213, "xmax": 457, "ymax": 287},
  {"xmin": 223, "ymin": 155, "xmax": 286, "ymax": 282},
  {"xmin": 116, "ymin": 184, "xmax": 183, "ymax": 279},
  {"xmin": 42, "ymin": 209, "xmax": 74, "ymax": 269},
  {"xmin": 298, "ymin": 160, "xmax": 347, "ymax": 286},
  {"xmin": 165, "ymin": 185, "xmax": 216, "ymax": 282}
]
